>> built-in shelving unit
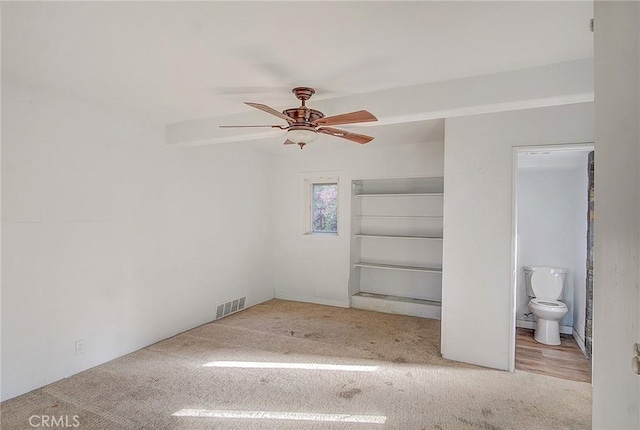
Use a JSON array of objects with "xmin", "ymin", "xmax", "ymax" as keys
[{"xmin": 349, "ymin": 176, "xmax": 444, "ymax": 319}]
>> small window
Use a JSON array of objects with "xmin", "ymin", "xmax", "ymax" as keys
[{"xmin": 310, "ymin": 182, "xmax": 338, "ymax": 234}]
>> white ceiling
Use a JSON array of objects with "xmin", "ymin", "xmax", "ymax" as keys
[{"xmin": 3, "ymin": 1, "xmax": 594, "ymax": 128}]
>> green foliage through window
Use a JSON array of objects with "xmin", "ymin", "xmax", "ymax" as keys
[{"xmin": 312, "ymin": 183, "xmax": 338, "ymax": 233}]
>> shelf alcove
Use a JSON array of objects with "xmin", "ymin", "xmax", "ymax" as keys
[{"xmin": 349, "ymin": 176, "xmax": 444, "ymax": 319}]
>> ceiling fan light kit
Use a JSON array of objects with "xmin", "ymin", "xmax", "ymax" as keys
[
  {"xmin": 220, "ymin": 87, "xmax": 378, "ymax": 149},
  {"xmin": 286, "ymin": 126, "xmax": 318, "ymax": 149}
]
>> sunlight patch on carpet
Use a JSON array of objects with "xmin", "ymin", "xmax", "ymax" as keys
[
  {"xmin": 172, "ymin": 408, "xmax": 387, "ymax": 423},
  {"xmin": 202, "ymin": 361, "xmax": 378, "ymax": 371}
]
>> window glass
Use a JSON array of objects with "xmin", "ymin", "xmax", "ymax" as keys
[{"xmin": 311, "ymin": 183, "xmax": 338, "ymax": 234}]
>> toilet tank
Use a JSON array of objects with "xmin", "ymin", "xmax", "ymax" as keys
[{"xmin": 523, "ymin": 266, "xmax": 567, "ymax": 298}]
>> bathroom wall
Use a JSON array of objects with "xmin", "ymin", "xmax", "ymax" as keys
[{"xmin": 515, "ymin": 155, "xmax": 589, "ymax": 343}]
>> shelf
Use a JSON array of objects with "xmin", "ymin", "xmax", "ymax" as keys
[
  {"xmin": 355, "ymin": 193, "xmax": 443, "ymax": 198},
  {"xmin": 353, "ymin": 262, "xmax": 442, "ymax": 273},
  {"xmin": 354, "ymin": 215, "xmax": 443, "ymax": 220},
  {"xmin": 355, "ymin": 291, "xmax": 441, "ymax": 305},
  {"xmin": 351, "ymin": 292, "xmax": 441, "ymax": 319},
  {"xmin": 354, "ymin": 234, "xmax": 443, "ymax": 240}
]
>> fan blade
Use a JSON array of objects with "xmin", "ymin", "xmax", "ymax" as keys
[
  {"xmin": 317, "ymin": 127, "xmax": 374, "ymax": 144},
  {"xmin": 219, "ymin": 125, "xmax": 285, "ymax": 128},
  {"xmin": 245, "ymin": 102, "xmax": 293, "ymax": 124},
  {"xmin": 314, "ymin": 110, "xmax": 377, "ymax": 126}
]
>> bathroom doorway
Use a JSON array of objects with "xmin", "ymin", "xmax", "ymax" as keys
[{"xmin": 510, "ymin": 144, "xmax": 593, "ymax": 382}]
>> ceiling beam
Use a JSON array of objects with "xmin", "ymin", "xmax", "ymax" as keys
[{"xmin": 166, "ymin": 59, "xmax": 593, "ymax": 147}]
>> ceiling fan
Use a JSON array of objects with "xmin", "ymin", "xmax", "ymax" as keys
[{"xmin": 220, "ymin": 87, "xmax": 378, "ymax": 149}]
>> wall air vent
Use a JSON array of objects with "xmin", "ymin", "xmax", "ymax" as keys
[{"xmin": 215, "ymin": 296, "xmax": 247, "ymax": 320}]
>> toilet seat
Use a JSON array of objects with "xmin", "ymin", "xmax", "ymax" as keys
[{"xmin": 530, "ymin": 298, "xmax": 567, "ymax": 309}]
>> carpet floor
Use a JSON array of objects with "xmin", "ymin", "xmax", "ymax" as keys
[{"xmin": 1, "ymin": 299, "xmax": 591, "ymax": 429}]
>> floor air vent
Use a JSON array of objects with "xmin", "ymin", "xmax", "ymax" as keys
[{"xmin": 216, "ymin": 296, "xmax": 246, "ymax": 320}]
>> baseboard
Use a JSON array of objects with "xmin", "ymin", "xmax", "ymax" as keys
[
  {"xmin": 516, "ymin": 319, "xmax": 573, "ymax": 335},
  {"xmin": 572, "ymin": 328, "xmax": 588, "ymax": 356},
  {"xmin": 274, "ymin": 292, "xmax": 350, "ymax": 308}
]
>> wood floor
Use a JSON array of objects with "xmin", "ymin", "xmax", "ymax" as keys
[{"xmin": 515, "ymin": 327, "xmax": 591, "ymax": 383}]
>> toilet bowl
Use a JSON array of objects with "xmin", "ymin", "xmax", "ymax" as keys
[{"xmin": 524, "ymin": 266, "xmax": 568, "ymax": 346}]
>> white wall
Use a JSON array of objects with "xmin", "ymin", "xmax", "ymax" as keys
[
  {"xmin": 515, "ymin": 163, "xmax": 589, "ymax": 337},
  {"xmin": 592, "ymin": 2, "xmax": 640, "ymax": 428},
  {"xmin": 442, "ymin": 102, "xmax": 594, "ymax": 370},
  {"xmin": 1, "ymin": 83, "xmax": 275, "ymax": 400},
  {"xmin": 272, "ymin": 140, "xmax": 444, "ymax": 307}
]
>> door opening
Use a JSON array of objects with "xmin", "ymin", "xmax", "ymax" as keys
[{"xmin": 510, "ymin": 144, "xmax": 593, "ymax": 382}]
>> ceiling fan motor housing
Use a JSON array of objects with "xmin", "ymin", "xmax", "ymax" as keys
[{"xmin": 283, "ymin": 107, "xmax": 324, "ymax": 125}]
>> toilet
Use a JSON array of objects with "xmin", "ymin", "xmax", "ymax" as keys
[{"xmin": 523, "ymin": 266, "xmax": 568, "ymax": 346}]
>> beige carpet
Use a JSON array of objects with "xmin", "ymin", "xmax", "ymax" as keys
[{"xmin": 1, "ymin": 299, "xmax": 591, "ymax": 429}]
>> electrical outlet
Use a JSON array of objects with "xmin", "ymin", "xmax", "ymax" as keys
[{"xmin": 75, "ymin": 340, "xmax": 85, "ymax": 356}]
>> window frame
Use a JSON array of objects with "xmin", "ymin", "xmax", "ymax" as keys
[
  {"xmin": 300, "ymin": 174, "xmax": 341, "ymax": 239},
  {"xmin": 308, "ymin": 181, "xmax": 339, "ymax": 235}
]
